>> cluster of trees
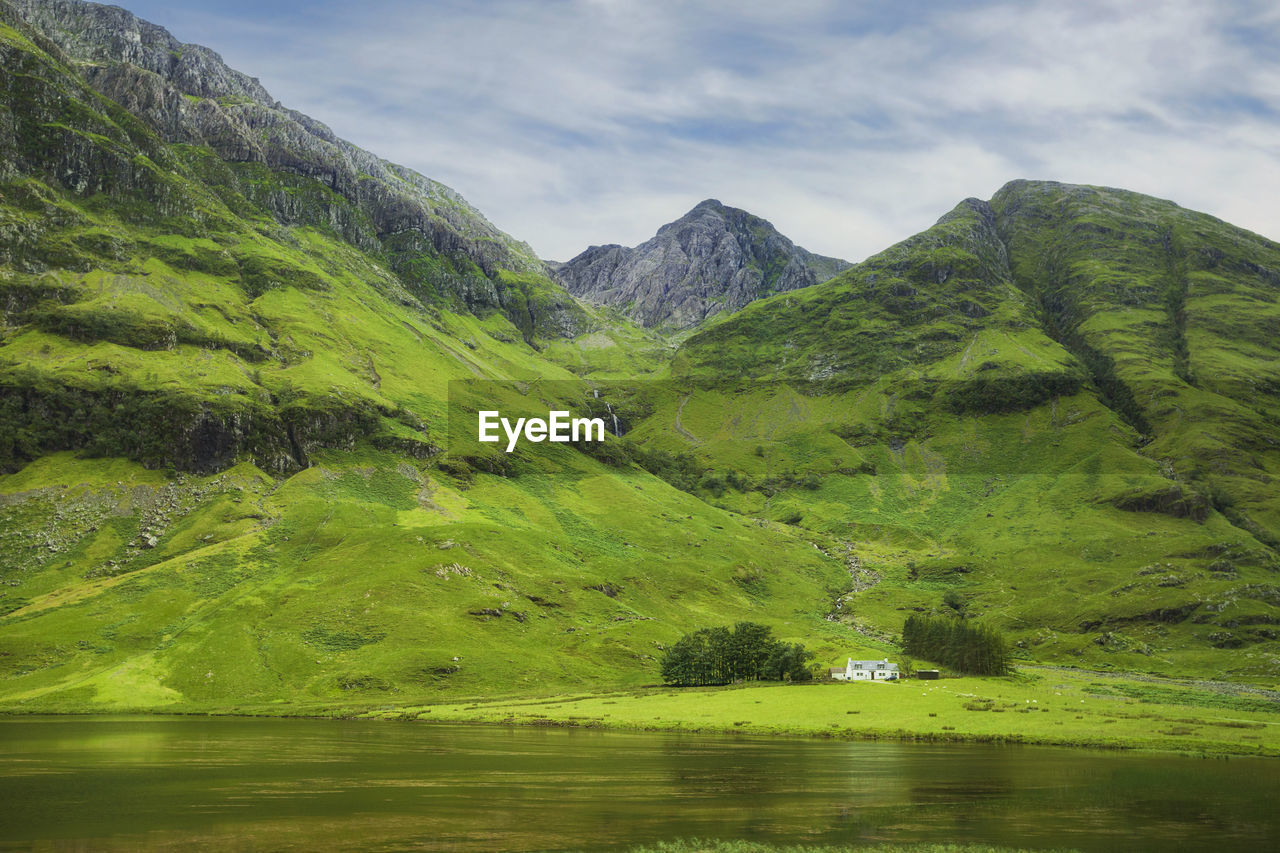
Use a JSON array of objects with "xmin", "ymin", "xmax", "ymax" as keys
[
  {"xmin": 697, "ymin": 468, "xmax": 821, "ymax": 499},
  {"xmin": 660, "ymin": 622, "xmax": 813, "ymax": 686},
  {"xmin": 624, "ymin": 444, "xmax": 824, "ymax": 500},
  {"xmin": 901, "ymin": 614, "xmax": 1011, "ymax": 676},
  {"xmin": 625, "ymin": 444, "xmax": 702, "ymax": 490}
]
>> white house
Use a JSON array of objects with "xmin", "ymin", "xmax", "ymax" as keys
[{"xmin": 828, "ymin": 658, "xmax": 899, "ymax": 681}]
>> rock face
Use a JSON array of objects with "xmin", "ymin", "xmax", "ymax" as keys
[
  {"xmin": 553, "ymin": 199, "xmax": 849, "ymax": 329},
  {"xmin": 1, "ymin": 0, "xmax": 586, "ymax": 337}
]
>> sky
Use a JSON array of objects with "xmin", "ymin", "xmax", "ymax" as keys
[{"xmin": 121, "ymin": 0, "xmax": 1280, "ymax": 263}]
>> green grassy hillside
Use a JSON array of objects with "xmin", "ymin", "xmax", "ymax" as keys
[
  {"xmin": 622, "ymin": 185, "xmax": 1280, "ymax": 679},
  {"xmin": 0, "ymin": 448, "xmax": 860, "ymax": 710}
]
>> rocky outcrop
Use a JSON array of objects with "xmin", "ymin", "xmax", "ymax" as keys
[
  {"xmin": 0, "ymin": 378, "xmax": 441, "ymax": 475},
  {"xmin": 553, "ymin": 199, "xmax": 849, "ymax": 329}
]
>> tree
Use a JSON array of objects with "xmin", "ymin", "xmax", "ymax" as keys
[
  {"xmin": 899, "ymin": 614, "xmax": 1011, "ymax": 676},
  {"xmin": 762, "ymin": 642, "xmax": 813, "ymax": 682},
  {"xmin": 704, "ymin": 626, "xmax": 732, "ymax": 684},
  {"xmin": 728, "ymin": 621, "xmax": 775, "ymax": 681},
  {"xmin": 659, "ymin": 632, "xmax": 699, "ymax": 686},
  {"xmin": 659, "ymin": 623, "xmax": 815, "ymax": 686}
]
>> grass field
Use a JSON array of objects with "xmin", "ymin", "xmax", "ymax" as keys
[{"xmin": 374, "ymin": 667, "xmax": 1280, "ymax": 757}]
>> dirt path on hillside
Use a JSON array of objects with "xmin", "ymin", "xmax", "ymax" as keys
[{"xmin": 674, "ymin": 395, "xmax": 701, "ymax": 444}]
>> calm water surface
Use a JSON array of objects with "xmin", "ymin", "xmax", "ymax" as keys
[{"xmin": 0, "ymin": 716, "xmax": 1276, "ymax": 851}]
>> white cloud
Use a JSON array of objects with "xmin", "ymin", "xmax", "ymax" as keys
[{"xmin": 123, "ymin": 0, "xmax": 1280, "ymax": 261}]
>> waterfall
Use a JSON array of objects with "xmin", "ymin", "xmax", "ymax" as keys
[{"xmin": 605, "ymin": 401, "xmax": 619, "ymax": 436}]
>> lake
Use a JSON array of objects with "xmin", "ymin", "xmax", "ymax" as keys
[{"xmin": 0, "ymin": 716, "xmax": 1276, "ymax": 851}]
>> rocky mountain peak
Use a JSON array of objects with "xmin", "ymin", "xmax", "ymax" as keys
[
  {"xmin": 554, "ymin": 200, "xmax": 850, "ymax": 330},
  {"xmin": 8, "ymin": 0, "xmax": 275, "ymax": 103}
]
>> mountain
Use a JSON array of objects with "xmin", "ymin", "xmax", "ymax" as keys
[
  {"xmin": 2, "ymin": 0, "xmax": 584, "ymax": 340},
  {"xmin": 1, "ymin": 0, "xmax": 1279, "ymax": 714},
  {"xmin": 675, "ymin": 179, "xmax": 1280, "ymax": 549},
  {"xmin": 552, "ymin": 198, "xmax": 850, "ymax": 329},
  {"xmin": 647, "ymin": 179, "xmax": 1280, "ymax": 672}
]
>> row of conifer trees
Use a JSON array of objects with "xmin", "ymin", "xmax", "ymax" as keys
[{"xmin": 902, "ymin": 614, "xmax": 1011, "ymax": 676}]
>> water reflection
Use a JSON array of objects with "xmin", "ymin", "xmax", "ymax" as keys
[{"xmin": 0, "ymin": 717, "xmax": 1276, "ymax": 851}]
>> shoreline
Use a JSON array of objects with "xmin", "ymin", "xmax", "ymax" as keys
[
  {"xmin": 371, "ymin": 708, "xmax": 1279, "ymax": 759},
  {"xmin": 376, "ymin": 669, "xmax": 1280, "ymax": 758},
  {"xmin": 0, "ymin": 704, "xmax": 1272, "ymax": 758},
  {"xmin": 378, "ymin": 711, "xmax": 1276, "ymax": 758},
  {"xmin": 5, "ymin": 666, "xmax": 1277, "ymax": 758}
]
